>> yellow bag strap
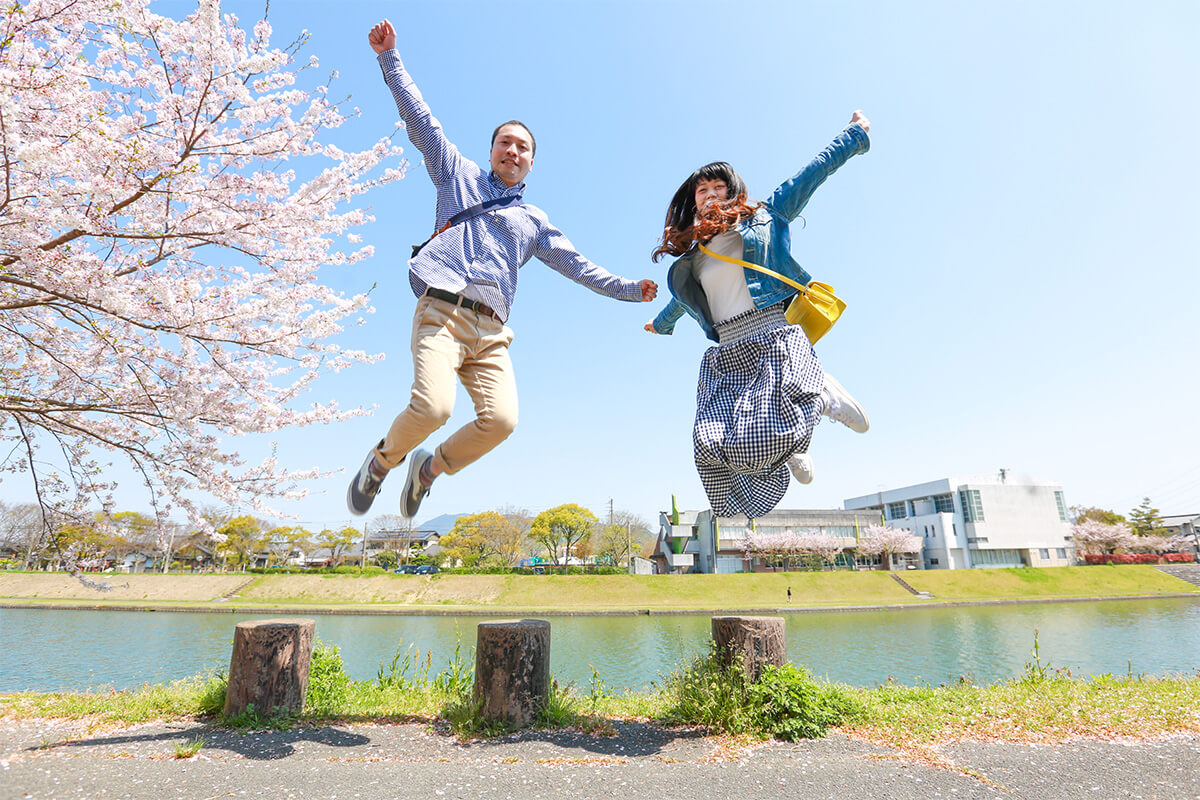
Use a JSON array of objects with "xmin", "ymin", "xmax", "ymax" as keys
[{"xmin": 697, "ymin": 242, "xmax": 809, "ymax": 295}]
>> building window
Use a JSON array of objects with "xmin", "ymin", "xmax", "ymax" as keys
[
  {"xmin": 959, "ymin": 489, "xmax": 985, "ymax": 522},
  {"xmin": 1039, "ymin": 548, "xmax": 1050, "ymax": 559},
  {"xmin": 930, "ymin": 558, "xmax": 939, "ymax": 565},
  {"xmin": 887, "ymin": 502, "xmax": 908, "ymax": 519},
  {"xmin": 933, "ymin": 494, "xmax": 955, "ymax": 513},
  {"xmin": 1054, "ymin": 491, "xmax": 1069, "ymax": 522},
  {"xmin": 1056, "ymin": 548, "xmax": 1067, "ymax": 558},
  {"xmin": 971, "ymin": 549, "xmax": 1022, "ymax": 567}
]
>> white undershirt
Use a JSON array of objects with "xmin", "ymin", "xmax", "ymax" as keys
[{"xmin": 694, "ymin": 229, "xmax": 754, "ymax": 324}]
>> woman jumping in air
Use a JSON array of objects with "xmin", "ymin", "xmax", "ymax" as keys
[{"xmin": 645, "ymin": 111, "xmax": 872, "ymax": 519}]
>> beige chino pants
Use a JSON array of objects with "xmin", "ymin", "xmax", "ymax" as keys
[{"xmin": 373, "ymin": 295, "xmax": 518, "ymax": 476}]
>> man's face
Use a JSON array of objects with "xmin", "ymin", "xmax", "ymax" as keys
[
  {"xmin": 489, "ymin": 124, "xmax": 534, "ymax": 187},
  {"xmin": 694, "ymin": 177, "xmax": 729, "ymax": 214}
]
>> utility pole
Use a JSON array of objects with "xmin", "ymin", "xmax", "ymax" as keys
[
  {"xmin": 360, "ymin": 520, "xmax": 368, "ymax": 572},
  {"xmin": 627, "ymin": 521, "xmax": 632, "ymax": 571}
]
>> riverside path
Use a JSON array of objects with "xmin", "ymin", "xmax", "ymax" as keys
[{"xmin": 2, "ymin": 716, "xmax": 1197, "ymax": 799}]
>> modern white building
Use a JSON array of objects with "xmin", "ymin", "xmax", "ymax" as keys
[
  {"xmin": 843, "ymin": 471, "xmax": 1074, "ymax": 569},
  {"xmin": 651, "ymin": 507, "xmax": 884, "ymax": 574}
]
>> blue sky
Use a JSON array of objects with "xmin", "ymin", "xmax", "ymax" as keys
[{"xmin": 7, "ymin": 0, "xmax": 1199, "ymax": 532}]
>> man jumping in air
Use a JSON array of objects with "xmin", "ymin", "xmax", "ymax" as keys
[{"xmin": 347, "ymin": 19, "xmax": 658, "ymax": 520}]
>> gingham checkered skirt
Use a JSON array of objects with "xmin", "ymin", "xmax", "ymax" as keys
[{"xmin": 694, "ymin": 304, "xmax": 825, "ymax": 518}]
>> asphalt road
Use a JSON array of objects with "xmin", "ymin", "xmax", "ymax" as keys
[{"xmin": 2, "ymin": 717, "xmax": 1198, "ymax": 800}]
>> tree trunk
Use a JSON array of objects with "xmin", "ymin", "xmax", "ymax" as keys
[
  {"xmin": 711, "ymin": 615, "xmax": 786, "ymax": 682},
  {"xmin": 224, "ymin": 618, "xmax": 315, "ymax": 718},
  {"xmin": 474, "ymin": 619, "xmax": 551, "ymax": 728}
]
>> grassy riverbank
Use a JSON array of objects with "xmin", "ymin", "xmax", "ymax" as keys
[
  {"xmin": 0, "ymin": 565, "xmax": 1194, "ymax": 613},
  {"xmin": 3, "ymin": 646, "xmax": 1198, "ymax": 754}
]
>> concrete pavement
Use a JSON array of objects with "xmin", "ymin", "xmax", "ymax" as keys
[{"xmin": 2, "ymin": 716, "xmax": 1198, "ymax": 800}]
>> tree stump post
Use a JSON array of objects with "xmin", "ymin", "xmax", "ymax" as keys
[
  {"xmin": 474, "ymin": 619, "xmax": 551, "ymax": 728},
  {"xmin": 711, "ymin": 615, "xmax": 785, "ymax": 682},
  {"xmin": 224, "ymin": 618, "xmax": 315, "ymax": 718}
]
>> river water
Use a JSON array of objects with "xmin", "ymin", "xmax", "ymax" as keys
[{"xmin": 3, "ymin": 597, "xmax": 1198, "ymax": 693}]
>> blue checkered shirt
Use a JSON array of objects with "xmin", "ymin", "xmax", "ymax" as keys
[{"xmin": 377, "ymin": 50, "xmax": 643, "ymax": 322}]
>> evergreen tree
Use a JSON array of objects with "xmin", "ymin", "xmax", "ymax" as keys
[{"xmin": 1128, "ymin": 497, "xmax": 1166, "ymax": 537}]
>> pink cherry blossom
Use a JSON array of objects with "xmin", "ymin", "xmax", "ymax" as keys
[{"xmin": 0, "ymin": 0, "xmax": 405, "ymax": 575}]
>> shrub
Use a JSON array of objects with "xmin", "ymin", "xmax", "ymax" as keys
[
  {"xmin": 749, "ymin": 663, "xmax": 862, "ymax": 740},
  {"xmin": 662, "ymin": 644, "xmax": 860, "ymax": 740},
  {"xmin": 306, "ymin": 643, "xmax": 350, "ymax": 713},
  {"xmin": 1082, "ymin": 552, "xmax": 1195, "ymax": 565}
]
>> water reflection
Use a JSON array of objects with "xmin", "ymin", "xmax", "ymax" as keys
[{"xmin": 3, "ymin": 598, "xmax": 1198, "ymax": 693}]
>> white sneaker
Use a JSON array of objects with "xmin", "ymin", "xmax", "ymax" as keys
[
  {"xmin": 788, "ymin": 453, "xmax": 814, "ymax": 484},
  {"xmin": 821, "ymin": 373, "xmax": 869, "ymax": 433}
]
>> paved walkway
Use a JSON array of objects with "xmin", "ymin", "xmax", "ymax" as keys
[{"xmin": 2, "ymin": 717, "xmax": 1198, "ymax": 800}]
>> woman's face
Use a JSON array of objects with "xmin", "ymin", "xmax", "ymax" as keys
[{"xmin": 694, "ymin": 178, "xmax": 729, "ymax": 214}]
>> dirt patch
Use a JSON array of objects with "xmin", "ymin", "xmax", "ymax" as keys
[
  {"xmin": 237, "ymin": 575, "xmax": 420, "ymax": 604},
  {"xmin": 0, "ymin": 573, "xmax": 250, "ymax": 602},
  {"xmin": 237, "ymin": 575, "xmax": 507, "ymax": 605}
]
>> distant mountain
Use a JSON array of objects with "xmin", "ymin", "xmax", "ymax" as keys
[{"xmin": 418, "ymin": 513, "xmax": 467, "ymax": 536}]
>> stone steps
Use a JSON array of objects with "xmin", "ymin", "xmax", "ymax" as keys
[
  {"xmin": 1155, "ymin": 564, "xmax": 1200, "ymax": 588},
  {"xmin": 890, "ymin": 572, "xmax": 934, "ymax": 598}
]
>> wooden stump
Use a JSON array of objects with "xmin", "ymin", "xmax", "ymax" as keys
[
  {"xmin": 712, "ymin": 615, "xmax": 785, "ymax": 682},
  {"xmin": 474, "ymin": 619, "xmax": 551, "ymax": 728},
  {"xmin": 224, "ymin": 618, "xmax": 315, "ymax": 717}
]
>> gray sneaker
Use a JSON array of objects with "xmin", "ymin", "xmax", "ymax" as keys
[
  {"xmin": 820, "ymin": 373, "xmax": 869, "ymax": 433},
  {"xmin": 399, "ymin": 448, "xmax": 432, "ymax": 520},
  {"xmin": 347, "ymin": 451, "xmax": 387, "ymax": 516}
]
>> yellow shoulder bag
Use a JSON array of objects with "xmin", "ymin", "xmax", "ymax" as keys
[{"xmin": 697, "ymin": 243, "xmax": 846, "ymax": 344}]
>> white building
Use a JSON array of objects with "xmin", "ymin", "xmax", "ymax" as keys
[
  {"xmin": 843, "ymin": 471, "xmax": 1074, "ymax": 569},
  {"xmin": 652, "ymin": 507, "xmax": 883, "ymax": 574}
]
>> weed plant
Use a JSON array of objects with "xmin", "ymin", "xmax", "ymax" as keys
[
  {"xmin": 660, "ymin": 643, "xmax": 862, "ymax": 740},
  {"xmin": 173, "ymin": 737, "xmax": 205, "ymax": 758}
]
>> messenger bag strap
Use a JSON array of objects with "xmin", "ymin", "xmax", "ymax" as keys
[
  {"xmin": 697, "ymin": 242, "xmax": 808, "ymax": 295},
  {"xmin": 412, "ymin": 194, "xmax": 524, "ymax": 257}
]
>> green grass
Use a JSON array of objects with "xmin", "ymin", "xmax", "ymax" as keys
[
  {"xmin": 1, "ymin": 566, "xmax": 1194, "ymax": 612},
  {"xmin": 847, "ymin": 673, "xmax": 1200, "ymax": 746},
  {"xmin": 0, "ymin": 673, "xmax": 226, "ymax": 726},
  {"xmin": 4, "ymin": 653, "xmax": 1196, "ymax": 750},
  {"xmin": 902, "ymin": 565, "xmax": 1189, "ymax": 600}
]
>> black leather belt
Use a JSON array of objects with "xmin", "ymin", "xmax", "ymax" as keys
[{"xmin": 425, "ymin": 287, "xmax": 500, "ymax": 321}]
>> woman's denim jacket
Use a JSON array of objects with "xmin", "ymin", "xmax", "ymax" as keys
[{"xmin": 650, "ymin": 123, "xmax": 870, "ymax": 343}]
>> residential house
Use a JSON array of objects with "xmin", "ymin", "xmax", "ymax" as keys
[
  {"xmin": 1162, "ymin": 513, "xmax": 1200, "ymax": 551},
  {"xmin": 116, "ymin": 550, "xmax": 164, "ymax": 573},
  {"xmin": 365, "ymin": 528, "xmax": 442, "ymax": 564},
  {"xmin": 844, "ymin": 470, "xmax": 1074, "ymax": 569}
]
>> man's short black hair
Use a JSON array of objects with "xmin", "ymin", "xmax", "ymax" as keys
[{"xmin": 491, "ymin": 120, "xmax": 536, "ymax": 158}]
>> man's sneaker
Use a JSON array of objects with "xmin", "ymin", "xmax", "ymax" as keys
[
  {"xmin": 399, "ymin": 448, "xmax": 433, "ymax": 520},
  {"xmin": 820, "ymin": 373, "xmax": 870, "ymax": 433},
  {"xmin": 788, "ymin": 453, "xmax": 814, "ymax": 484},
  {"xmin": 347, "ymin": 451, "xmax": 387, "ymax": 516}
]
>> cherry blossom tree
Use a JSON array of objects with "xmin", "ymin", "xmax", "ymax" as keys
[
  {"xmin": 1070, "ymin": 520, "xmax": 1136, "ymax": 555},
  {"xmin": 740, "ymin": 529, "xmax": 799, "ymax": 569},
  {"xmin": 0, "ymin": 0, "xmax": 405, "ymax": 575},
  {"xmin": 856, "ymin": 524, "xmax": 922, "ymax": 570},
  {"xmin": 741, "ymin": 527, "xmax": 842, "ymax": 571},
  {"xmin": 795, "ymin": 532, "xmax": 844, "ymax": 569},
  {"xmin": 1127, "ymin": 533, "xmax": 1193, "ymax": 554}
]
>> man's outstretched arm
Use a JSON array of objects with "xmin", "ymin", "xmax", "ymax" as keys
[
  {"xmin": 369, "ymin": 18, "xmax": 464, "ymax": 186},
  {"xmin": 533, "ymin": 215, "xmax": 657, "ymax": 303}
]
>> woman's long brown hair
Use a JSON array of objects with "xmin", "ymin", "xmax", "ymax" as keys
[{"xmin": 652, "ymin": 162, "xmax": 760, "ymax": 262}]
